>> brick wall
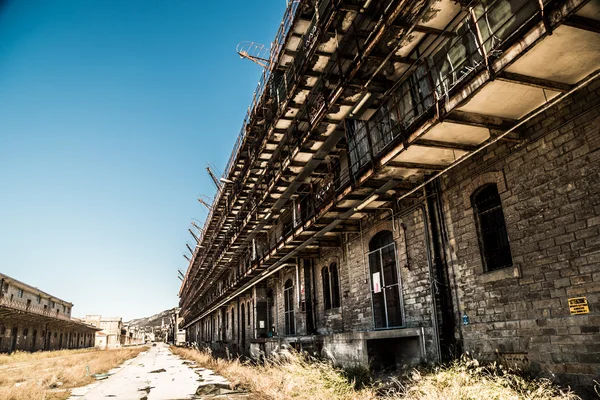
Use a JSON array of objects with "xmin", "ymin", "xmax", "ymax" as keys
[{"xmin": 439, "ymin": 77, "xmax": 600, "ymax": 389}]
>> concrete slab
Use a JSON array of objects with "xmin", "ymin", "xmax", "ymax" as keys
[{"xmin": 68, "ymin": 343, "xmax": 247, "ymax": 400}]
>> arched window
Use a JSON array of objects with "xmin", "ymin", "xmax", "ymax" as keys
[
  {"xmin": 368, "ymin": 231, "xmax": 403, "ymax": 329},
  {"xmin": 284, "ymin": 279, "xmax": 295, "ymax": 335},
  {"xmin": 330, "ymin": 263, "xmax": 340, "ymax": 308},
  {"xmin": 322, "ymin": 263, "xmax": 341, "ymax": 310},
  {"xmin": 321, "ymin": 266, "xmax": 331, "ymax": 310},
  {"xmin": 472, "ymin": 184, "xmax": 513, "ymax": 272}
]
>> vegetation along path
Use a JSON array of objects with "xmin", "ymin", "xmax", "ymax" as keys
[{"xmin": 70, "ymin": 343, "xmax": 248, "ymax": 400}]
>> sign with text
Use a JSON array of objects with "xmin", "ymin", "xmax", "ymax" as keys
[
  {"xmin": 568, "ymin": 297, "xmax": 589, "ymax": 315},
  {"xmin": 373, "ymin": 272, "xmax": 381, "ymax": 293}
]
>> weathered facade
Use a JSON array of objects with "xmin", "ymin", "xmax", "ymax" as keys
[
  {"xmin": 0, "ymin": 273, "xmax": 98, "ymax": 352},
  {"xmin": 179, "ymin": 0, "xmax": 600, "ymax": 395},
  {"xmin": 83, "ymin": 315, "xmax": 125, "ymax": 349}
]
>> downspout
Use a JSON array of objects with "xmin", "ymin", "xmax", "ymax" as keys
[
  {"xmin": 425, "ymin": 181, "xmax": 457, "ymax": 361},
  {"xmin": 295, "ymin": 258, "xmax": 300, "ymax": 307},
  {"xmin": 415, "ymin": 203, "xmax": 442, "ymax": 363}
]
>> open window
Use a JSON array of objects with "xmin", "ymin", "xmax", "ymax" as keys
[
  {"xmin": 472, "ymin": 183, "xmax": 513, "ymax": 272},
  {"xmin": 283, "ymin": 279, "xmax": 295, "ymax": 335},
  {"xmin": 322, "ymin": 263, "xmax": 340, "ymax": 310}
]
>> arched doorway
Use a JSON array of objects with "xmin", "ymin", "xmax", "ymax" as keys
[
  {"xmin": 283, "ymin": 280, "xmax": 295, "ymax": 335},
  {"xmin": 241, "ymin": 303, "xmax": 246, "ymax": 351},
  {"xmin": 368, "ymin": 231, "xmax": 403, "ymax": 329},
  {"xmin": 10, "ymin": 326, "xmax": 18, "ymax": 353}
]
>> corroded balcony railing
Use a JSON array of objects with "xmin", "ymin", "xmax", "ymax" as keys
[
  {"xmin": 0, "ymin": 296, "xmax": 72, "ymax": 321},
  {"xmin": 345, "ymin": 0, "xmax": 542, "ymax": 178},
  {"xmin": 186, "ymin": 0, "xmax": 338, "ymax": 295},
  {"xmin": 214, "ymin": 0, "xmax": 550, "ymax": 302}
]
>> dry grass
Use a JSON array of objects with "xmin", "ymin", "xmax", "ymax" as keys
[
  {"xmin": 0, "ymin": 346, "xmax": 147, "ymax": 400},
  {"xmin": 171, "ymin": 346, "xmax": 377, "ymax": 400},
  {"xmin": 389, "ymin": 357, "xmax": 582, "ymax": 400},
  {"xmin": 171, "ymin": 347, "xmax": 582, "ymax": 400}
]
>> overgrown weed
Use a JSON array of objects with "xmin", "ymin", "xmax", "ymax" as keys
[
  {"xmin": 172, "ymin": 346, "xmax": 582, "ymax": 400},
  {"xmin": 0, "ymin": 346, "xmax": 147, "ymax": 400}
]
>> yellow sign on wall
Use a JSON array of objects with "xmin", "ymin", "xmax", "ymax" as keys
[{"xmin": 568, "ymin": 297, "xmax": 589, "ymax": 315}]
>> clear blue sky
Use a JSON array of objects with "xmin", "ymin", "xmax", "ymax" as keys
[{"xmin": 0, "ymin": 0, "xmax": 285, "ymax": 321}]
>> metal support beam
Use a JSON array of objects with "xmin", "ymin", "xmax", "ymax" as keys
[
  {"xmin": 496, "ymin": 71, "xmax": 573, "ymax": 92},
  {"xmin": 563, "ymin": 15, "xmax": 600, "ymax": 34}
]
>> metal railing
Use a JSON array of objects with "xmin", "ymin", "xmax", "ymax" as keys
[
  {"xmin": 346, "ymin": 0, "xmax": 542, "ymax": 180},
  {"xmin": 186, "ymin": 0, "xmax": 337, "ymax": 297},
  {"xmin": 219, "ymin": 0, "xmax": 548, "ymax": 299},
  {"xmin": 0, "ymin": 296, "xmax": 72, "ymax": 322},
  {"xmin": 187, "ymin": 0, "xmax": 306, "ymax": 281}
]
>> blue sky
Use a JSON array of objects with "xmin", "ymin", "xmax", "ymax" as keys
[{"xmin": 0, "ymin": 0, "xmax": 285, "ymax": 320}]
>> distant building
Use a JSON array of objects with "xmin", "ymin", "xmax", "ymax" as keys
[
  {"xmin": 83, "ymin": 315, "xmax": 123, "ymax": 349},
  {"xmin": 82, "ymin": 315, "xmax": 145, "ymax": 348},
  {"xmin": 0, "ymin": 272, "xmax": 99, "ymax": 353},
  {"xmin": 121, "ymin": 324, "xmax": 144, "ymax": 346},
  {"xmin": 95, "ymin": 331, "xmax": 108, "ymax": 349}
]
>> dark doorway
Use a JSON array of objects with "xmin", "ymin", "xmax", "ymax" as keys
[
  {"xmin": 303, "ymin": 259, "xmax": 316, "ymax": 334},
  {"xmin": 10, "ymin": 327, "xmax": 18, "ymax": 353},
  {"xmin": 59, "ymin": 333, "xmax": 63, "ymax": 349},
  {"xmin": 367, "ymin": 337, "xmax": 421, "ymax": 371},
  {"xmin": 241, "ymin": 303, "xmax": 246, "ymax": 351},
  {"xmin": 368, "ymin": 231, "xmax": 403, "ymax": 329},
  {"xmin": 32, "ymin": 330, "xmax": 37, "ymax": 351},
  {"xmin": 46, "ymin": 331, "xmax": 51, "ymax": 350},
  {"xmin": 284, "ymin": 280, "xmax": 295, "ymax": 335}
]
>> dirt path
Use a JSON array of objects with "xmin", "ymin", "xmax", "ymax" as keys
[{"xmin": 68, "ymin": 343, "xmax": 248, "ymax": 400}]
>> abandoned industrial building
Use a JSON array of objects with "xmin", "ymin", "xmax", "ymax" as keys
[
  {"xmin": 179, "ymin": 0, "xmax": 600, "ymax": 394},
  {"xmin": 0, "ymin": 273, "xmax": 99, "ymax": 352}
]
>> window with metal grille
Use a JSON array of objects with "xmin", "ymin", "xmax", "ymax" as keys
[
  {"xmin": 283, "ymin": 279, "xmax": 295, "ymax": 335},
  {"xmin": 322, "ymin": 263, "xmax": 341, "ymax": 310},
  {"xmin": 472, "ymin": 184, "xmax": 513, "ymax": 272}
]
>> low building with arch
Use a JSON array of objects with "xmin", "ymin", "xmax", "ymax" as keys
[{"xmin": 0, "ymin": 273, "xmax": 99, "ymax": 352}]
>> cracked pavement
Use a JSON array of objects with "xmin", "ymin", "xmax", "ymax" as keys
[{"xmin": 69, "ymin": 343, "xmax": 247, "ymax": 399}]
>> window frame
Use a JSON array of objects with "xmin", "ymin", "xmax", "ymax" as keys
[
  {"xmin": 471, "ymin": 183, "xmax": 513, "ymax": 272},
  {"xmin": 283, "ymin": 279, "xmax": 296, "ymax": 335},
  {"xmin": 321, "ymin": 266, "xmax": 331, "ymax": 310},
  {"xmin": 322, "ymin": 263, "xmax": 341, "ymax": 310}
]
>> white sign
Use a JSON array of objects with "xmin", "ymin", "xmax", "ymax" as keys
[
  {"xmin": 373, "ymin": 272, "xmax": 381, "ymax": 293},
  {"xmin": 259, "ymin": 320, "xmax": 265, "ymax": 329}
]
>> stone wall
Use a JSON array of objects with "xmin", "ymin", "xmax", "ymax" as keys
[
  {"xmin": 187, "ymin": 78, "xmax": 599, "ymax": 393},
  {"xmin": 0, "ymin": 317, "xmax": 95, "ymax": 352},
  {"xmin": 439, "ymin": 77, "xmax": 600, "ymax": 389}
]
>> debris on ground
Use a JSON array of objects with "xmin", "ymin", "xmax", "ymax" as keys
[{"xmin": 150, "ymin": 368, "xmax": 166, "ymax": 373}]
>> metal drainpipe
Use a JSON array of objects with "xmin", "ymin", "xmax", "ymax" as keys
[
  {"xmin": 383, "ymin": 199, "xmax": 443, "ymax": 362},
  {"xmin": 295, "ymin": 258, "xmax": 300, "ymax": 307},
  {"xmin": 415, "ymin": 203, "xmax": 442, "ymax": 363},
  {"xmin": 359, "ymin": 218, "xmax": 368, "ymax": 281},
  {"xmin": 380, "ymin": 207, "xmax": 396, "ymax": 232}
]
